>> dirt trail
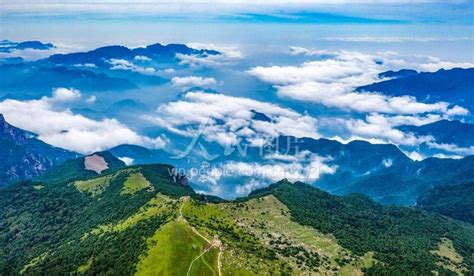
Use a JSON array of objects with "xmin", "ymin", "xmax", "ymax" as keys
[{"xmin": 180, "ymin": 197, "xmax": 222, "ymax": 276}]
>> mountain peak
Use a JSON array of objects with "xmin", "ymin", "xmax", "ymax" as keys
[{"xmin": 0, "ymin": 114, "xmax": 5, "ymax": 125}]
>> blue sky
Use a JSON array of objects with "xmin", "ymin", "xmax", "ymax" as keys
[{"xmin": 2, "ymin": 1, "xmax": 473, "ymax": 59}]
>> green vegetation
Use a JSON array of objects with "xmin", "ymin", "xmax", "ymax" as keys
[
  {"xmin": 39, "ymin": 151, "xmax": 126, "ymax": 184},
  {"xmin": 121, "ymin": 172, "xmax": 153, "ymax": 195},
  {"xmin": 74, "ymin": 174, "xmax": 115, "ymax": 197},
  {"xmin": 431, "ymin": 238, "xmax": 467, "ymax": 274},
  {"xmin": 189, "ymin": 246, "xmax": 220, "ymax": 275},
  {"xmin": 1, "ymin": 163, "xmax": 473, "ymax": 275},
  {"xmin": 19, "ymin": 253, "xmax": 48, "ymax": 274},
  {"xmin": 417, "ymin": 182, "xmax": 474, "ymax": 224},
  {"xmin": 135, "ymin": 220, "xmax": 213, "ymax": 275},
  {"xmin": 77, "ymin": 257, "xmax": 93, "ymax": 273},
  {"xmin": 90, "ymin": 193, "xmax": 176, "ymax": 235},
  {"xmin": 249, "ymin": 180, "xmax": 474, "ymax": 274},
  {"xmin": 220, "ymin": 195, "xmax": 370, "ymax": 274},
  {"xmin": 0, "ymin": 164, "xmax": 192, "ymax": 274}
]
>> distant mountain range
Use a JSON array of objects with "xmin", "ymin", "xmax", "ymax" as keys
[
  {"xmin": 0, "ymin": 40, "xmax": 54, "ymax": 53},
  {"xmin": 0, "ymin": 114, "xmax": 78, "ymax": 186},
  {"xmin": 398, "ymin": 119, "xmax": 474, "ymax": 148},
  {"xmin": 1, "ymin": 113, "xmax": 473, "ymax": 207},
  {"xmin": 43, "ymin": 43, "xmax": 218, "ymax": 66},
  {"xmin": 0, "ymin": 42, "xmax": 220, "ymax": 95},
  {"xmin": 334, "ymin": 155, "xmax": 474, "ymax": 205},
  {"xmin": 104, "ymin": 133, "xmax": 474, "ymax": 205},
  {"xmin": 0, "ymin": 63, "xmax": 137, "ymax": 94},
  {"xmin": 358, "ymin": 68, "xmax": 474, "ymax": 106},
  {"xmin": 108, "ymin": 144, "xmax": 170, "ymax": 165}
]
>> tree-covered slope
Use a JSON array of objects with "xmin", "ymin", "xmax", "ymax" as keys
[
  {"xmin": 249, "ymin": 180, "xmax": 474, "ymax": 274},
  {"xmin": 0, "ymin": 163, "xmax": 195, "ymax": 274},
  {"xmin": 37, "ymin": 151, "xmax": 126, "ymax": 184},
  {"xmin": 417, "ymin": 182, "xmax": 474, "ymax": 224}
]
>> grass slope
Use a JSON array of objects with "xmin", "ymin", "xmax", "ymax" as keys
[{"xmin": 135, "ymin": 220, "xmax": 216, "ymax": 276}]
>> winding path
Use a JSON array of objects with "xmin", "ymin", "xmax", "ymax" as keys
[{"xmin": 180, "ymin": 197, "xmax": 222, "ymax": 276}]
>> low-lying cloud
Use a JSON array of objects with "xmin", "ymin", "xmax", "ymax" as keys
[
  {"xmin": 144, "ymin": 91, "xmax": 319, "ymax": 147},
  {"xmin": 171, "ymin": 76, "xmax": 217, "ymax": 90},
  {"xmin": 0, "ymin": 88, "xmax": 167, "ymax": 154}
]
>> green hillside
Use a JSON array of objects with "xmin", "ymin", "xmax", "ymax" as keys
[
  {"xmin": 417, "ymin": 182, "xmax": 474, "ymax": 224},
  {"xmin": 1, "ymin": 164, "xmax": 473, "ymax": 275}
]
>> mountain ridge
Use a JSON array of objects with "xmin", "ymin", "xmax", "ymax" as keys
[{"xmin": 0, "ymin": 114, "xmax": 78, "ymax": 186}]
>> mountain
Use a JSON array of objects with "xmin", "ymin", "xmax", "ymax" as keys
[
  {"xmin": 108, "ymin": 144, "xmax": 170, "ymax": 165},
  {"xmin": 249, "ymin": 181, "xmax": 474, "ymax": 274},
  {"xmin": 417, "ymin": 182, "xmax": 474, "ymax": 224},
  {"xmin": 398, "ymin": 119, "xmax": 474, "ymax": 148},
  {"xmin": 1, "ymin": 168, "xmax": 472, "ymax": 275},
  {"xmin": 273, "ymin": 136, "xmax": 413, "ymax": 191},
  {"xmin": 0, "ymin": 114, "xmax": 78, "ymax": 186},
  {"xmin": 0, "ymin": 40, "xmax": 54, "ymax": 53},
  {"xmin": 275, "ymin": 136, "xmax": 412, "ymax": 171},
  {"xmin": 0, "ymin": 63, "xmax": 137, "ymax": 94},
  {"xmin": 44, "ymin": 43, "xmax": 219, "ymax": 67},
  {"xmin": 337, "ymin": 155, "xmax": 474, "ymax": 205},
  {"xmin": 106, "ymin": 135, "xmax": 474, "ymax": 207},
  {"xmin": 38, "ymin": 151, "xmax": 126, "ymax": 184},
  {"xmin": 378, "ymin": 69, "xmax": 418, "ymax": 79},
  {"xmin": 357, "ymin": 68, "xmax": 474, "ymax": 106},
  {"xmin": 107, "ymin": 99, "xmax": 150, "ymax": 114}
]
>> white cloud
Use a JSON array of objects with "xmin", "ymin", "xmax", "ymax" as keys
[
  {"xmin": 86, "ymin": 95, "xmax": 97, "ymax": 104},
  {"xmin": 342, "ymin": 113, "xmax": 437, "ymax": 146},
  {"xmin": 426, "ymin": 142, "xmax": 474, "ymax": 156},
  {"xmin": 289, "ymin": 46, "xmax": 333, "ymax": 57},
  {"xmin": 432, "ymin": 153, "xmax": 463, "ymax": 159},
  {"xmin": 0, "ymin": 90, "xmax": 167, "ymax": 154},
  {"xmin": 171, "ymin": 76, "xmax": 217, "ymax": 90},
  {"xmin": 48, "ymin": 87, "xmax": 81, "ymax": 102},
  {"xmin": 177, "ymin": 43, "xmax": 242, "ymax": 68},
  {"xmin": 235, "ymin": 178, "xmax": 267, "ymax": 196},
  {"xmin": 2, "ymin": 0, "xmax": 460, "ymax": 15},
  {"xmin": 227, "ymin": 152, "xmax": 336, "ymax": 183},
  {"xmin": 198, "ymin": 151, "xmax": 337, "ymax": 196},
  {"xmin": 143, "ymin": 91, "xmax": 319, "ymax": 147},
  {"xmin": 134, "ymin": 55, "xmax": 152, "ymax": 62},
  {"xmin": 382, "ymin": 158, "xmax": 393, "ymax": 167},
  {"xmin": 249, "ymin": 49, "xmax": 470, "ymax": 117},
  {"xmin": 187, "ymin": 43, "xmax": 243, "ymax": 59},
  {"xmin": 249, "ymin": 48, "xmax": 471, "ymax": 144},
  {"xmin": 323, "ymin": 36, "xmax": 474, "ymax": 43},
  {"xmin": 108, "ymin": 58, "xmax": 157, "ymax": 75},
  {"xmin": 118, "ymin": 157, "xmax": 134, "ymax": 165},
  {"xmin": 407, "ymin": 151, "xmax": 424, "ymax": 161},
  {"xmin": 74, "ymin": 63, "xmax": 98, "ymax": 68},
  {"xmin": 0, "ymin": 43, "xmax": 84, "ymax": 61}
]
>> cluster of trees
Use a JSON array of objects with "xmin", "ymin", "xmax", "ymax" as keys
[{"xmin": 269, "ymin": 238, "xmax": 322, "ymax": 270}]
